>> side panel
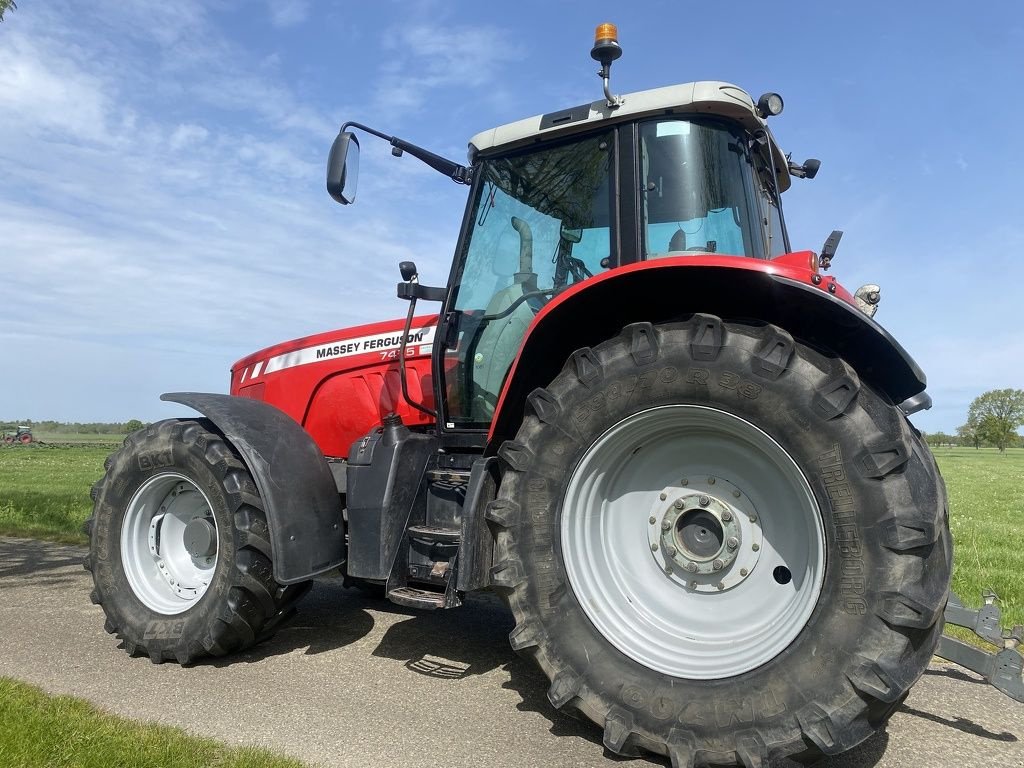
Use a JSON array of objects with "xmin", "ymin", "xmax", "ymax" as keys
[
  {"xmin": 161, "ymin": 392, "xmax": 345, "ymax": 585},
  {"xmin": 487, "ymin": 258, "xmax": 927, "ymax": 449},
  {"xmin": 230, "ymin": 316, "xmax": 438, "ymax": 458}
]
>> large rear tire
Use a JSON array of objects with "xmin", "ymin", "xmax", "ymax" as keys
[
  {"xmin": 488, "ymin": 316, "xmax": 951, "ymax": 766},
  {"xmin": 84, "ymin": 419, "xmax": 310, "ymax": 664}
]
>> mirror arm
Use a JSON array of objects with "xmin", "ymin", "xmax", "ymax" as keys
[{"xmin": 343, "ymin": 121, "xmax": 471, "ymax": 184}]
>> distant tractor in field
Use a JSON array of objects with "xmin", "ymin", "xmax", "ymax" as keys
[{"xmin": 2, "ymin": 426, "xmax": 33, "ymax": 445}]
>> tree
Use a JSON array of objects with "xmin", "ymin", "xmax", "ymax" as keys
[
  {"xmin": 124, "ymin": 419, "xmax": 145, "ymax": 433},
  {"xmin": 0, "ymin": 1, "xmax": 16, "ymax": 23},
  {"xmin": 965, "ymin": 388, "xmax": 1024, "ymax": 453},
  {"xmin": 956, "ymin": 422, "xmax": 981, "ymax": 449}
]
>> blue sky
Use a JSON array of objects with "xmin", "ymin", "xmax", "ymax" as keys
[{"xmin": 0, "ymin": 0, "xmax": 1021, "ymax": 433}]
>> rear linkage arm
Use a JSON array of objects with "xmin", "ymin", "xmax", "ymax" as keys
[{"xmin": 939, "ymin": 590, "xmax": 1024, "ymax": 703}]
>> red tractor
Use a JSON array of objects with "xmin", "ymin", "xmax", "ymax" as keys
[{"xmin": 84, "ymin": 25, "xmax": 1022, "ymax": 767}]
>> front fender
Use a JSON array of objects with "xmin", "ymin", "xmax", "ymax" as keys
[
  {"xmin": 161, "ymin": 392, "xmax": 345, "ymax": 584},
  {"xmin": 488, "ymin": 261, "xmax": 927, "ymax": 449}
]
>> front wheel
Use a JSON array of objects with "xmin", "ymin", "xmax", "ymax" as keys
[
  {"xmin": 85, "ymin": 419, "xmax": 310, "ymax": 663},
  {"xmin": 488, "ymin": 316, "xmax": 951, "ymax": 766}
]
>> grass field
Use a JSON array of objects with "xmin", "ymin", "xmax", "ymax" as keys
[
  {"xmin": 0, "ymin": 443, "xmax": 1021, "ymax": 625},
  {"xmin": 0, "ymin": 677, "xmax": 306, "ymax": 768}
]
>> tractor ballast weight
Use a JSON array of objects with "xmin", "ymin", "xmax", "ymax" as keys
[{"xmin": 84, "ymin": 23, "xmax": 1023, "ymax": 767}]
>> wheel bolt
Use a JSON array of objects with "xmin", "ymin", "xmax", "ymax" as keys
[
  {"xmin": 727, "ymin": 537, "xmax": 739, "ymax": 550},
  {"xmin": 752, "ymin": 543, "xmax": 760, "ymax": 552},
  {"xmin": 664, "ymin": 565, "xmax": 673, "ymax": 574},
  {"xmin": 649, "ymin": 516, "xmax": 657, "ymax": 525},
  {"xmin": 722, "ymin": 510, "xmax": 733, "ymax": 522},
  {"xmin": 740, "ymin": 568, "xmax": 749, "ymax": 576},
  {"xmin": 660, "ymin": 492, "xmax": 667, "ymax": 501},
  {"xmin": 680, "ymin": 478, "xmax": 689, "ymax": 486},
  {"xmin": 685, "ymin": 562, "xmax": 698, "ymax": 573},
  {"xmin": 662, "ymin": 520, "xmax": 672, "ymax": 531},
  {"xmin": 749, "ymin": 514, "xmax": 757, "ymax": 523},
  {"xmin": 651, "ymin": 543, "xmax": 658, "ymax": 552},
  {"xmin": 712, "ymin": 559, "xmax": 724, "ymax": 571},
  {"xmin": 674, "ymin": 499, "xmax": 684, "ymax": 509},
  {"xmin": 667, "ymin": 546, "xmax": 677, "ymax": 556},
  {"xmin": 732, "ymin": 490, "xmax": 741, "ymax": 498},
  {"xmin": 690, "ymin": 581, "xmax": 698, "ymax": 588},
  {"xmin": 708, "ymin": 477, "xmax": 716, "ymax": 485},
  {"xmin": 698, "ymin": 495, "xmax": 711, "ymax": 507},
  {"xmin": 717, "ymin": 582, "xmax": 725, "ymax": 590}
]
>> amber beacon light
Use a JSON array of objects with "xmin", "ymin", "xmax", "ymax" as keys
[{"xmin": 591, "ymin": 23, "xmax": 623, "ymax": 107}]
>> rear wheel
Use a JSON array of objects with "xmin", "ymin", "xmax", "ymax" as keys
[
  {"xmin": 84, "ymin": 419, "xmax": 310, "ymax": 663},
  {"xmin": 18, "ymin": 432, "xmax": 32, "ymax": 444},
  {"xmin": 488, "ymin": 316, "xmax": 951, "ymax": 766}
]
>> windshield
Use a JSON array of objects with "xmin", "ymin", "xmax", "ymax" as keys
[
  {"xmin": 445, "ymin": 131, "xmax": 614, "ymax": 426},
  {"xmin": 640, "ymin": 119, "xmax": 767, "ymax": 259}
]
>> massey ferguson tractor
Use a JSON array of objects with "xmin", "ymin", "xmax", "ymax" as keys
[{"xmin": 84, "ymin": 24, "xmax": 1023, "ymax": 767}]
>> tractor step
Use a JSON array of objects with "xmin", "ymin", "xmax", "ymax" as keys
[
  {"xmin": 426, "ymin": 468, "xmax": 471, "ymax": 486},
  {"xmin": 407, "ymin": 525, "xmax": 461, "ymax": 544},
  {"xmin": 388, "ymin": 585, "xmax": 449, "ymax": 610}
]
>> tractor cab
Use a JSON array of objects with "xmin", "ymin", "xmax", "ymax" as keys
[{"xmin": 445, "ymin": 84, "xmax": 794, "ymax": 426}]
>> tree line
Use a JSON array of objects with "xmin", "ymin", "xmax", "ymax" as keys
[
  {"xmin": 924, "ymin": 388, "xmax": 1024, "ymax": 451},
  {"xmin": 1, "ymin": 420, "xmax": 147, "ymax": 435}
]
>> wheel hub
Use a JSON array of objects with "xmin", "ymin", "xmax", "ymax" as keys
[
  {"xmin": 121, "ymin": 474, "xmax": 219, "ymax": 614},
  {"xmin": 561, "ymin": 404, "xmax": 826, "ymax": 679},
  {"xmin": 647, "ymin": 477, "xmax": 762, "ymax": 592}
]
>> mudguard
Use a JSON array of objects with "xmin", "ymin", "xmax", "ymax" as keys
[
  {"xmin": 488, "ymin": 259, "xmax": 928, "ymax": 448},
  {"xmin": 161, "ymin": 392, "xmax": 345, "ymax": 584}
]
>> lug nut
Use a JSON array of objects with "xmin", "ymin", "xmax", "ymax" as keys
[
  {"xmin": 681, "ymin": 478, "xmax": 689, "ymax": 486},
  {"xmin": 712, "ymin": 559, "xmax": 724, "ymax": 571},
  {"xmin": 650, "ymin": 543, "xmax": 658, "ymax": 552},
  {"xmin": 752, "ymin": 543, "xmax": 760, "ymax": 552},
  {"xmin": 664, "ymin": 565, "xmax": 673, "ymax": 574},
  {"xmin": 722, "ymin": 510, "xmax": 733, "ymax": 522},
  {"xmin": 740, "ymin": 568, "xmax": 749, "ymax": 576},
  {"xmin": 685, "ymin": 562, "xmax": 698, "ymax": 573},
  {"xmin": 732, "ymin": 490, "xmax": 741, "ymax": 498},
  {"xmin": 749, "ymin": 514, "xmax": 757, "ymax": 523},
  {"xmin": 662, "ymin": 520, "xmax": 672, "ymax": 531},
  {"xmin": 690, "ymin": 581, "xmax": 698, "ymax": 588},
  {"xmin": 727, "ymin": 537, "xmax": 739, "ymax": 550},
  {"xmin": 698, "ymin": 495, "xmax": 711, "ymax": 507},
  {"xmin": 708, "ymin": 477, "xmax": 716, "ymax": 485},
  {"xmin": 674, "ymin": 499, "xmax": 684, "ymax": 509},
  {"xmin": 649, "ymin": 516, "xmax": 657, "ymax": 525},
  {"xmin": 717, "ymin": 582, "xmax": 725, "ymax": 590},
  {"xmin": 660, "ymin": 492, "xmax": 667, "ymax": 500},
  {"xmin": 667, "ymin": 546, "xmax": 677, "ymax": 557}
]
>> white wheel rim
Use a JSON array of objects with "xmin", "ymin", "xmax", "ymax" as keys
[
  {"xmin": 561, "ymin": 405, "xmax": 826, "ymax": 679},
  {"xmin": 120, "ymin": 472, "xmax": 219, "ymax": 615}
]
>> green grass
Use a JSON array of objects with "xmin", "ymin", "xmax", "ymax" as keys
[
  {"xmin": 0, "ymin": 677, "xmax": 308, "ymax": 768},
  {"xmin": 933, "ymin": 446, "xmax": 1023, "ymax": 630},
  {"xmin": 0, "ymin": 446, "xmax": 109, "ymax": 545}
]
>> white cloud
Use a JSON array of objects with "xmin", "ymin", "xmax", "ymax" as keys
[
  {"xmin": 268, "ymin": 0, "xmax": 309, "ymax": 28},
  {"xmin": 169, "ymin": 123, "xmax": 210, "ymax": 151},
  {"xmin": 373, "ymin": 23, "xmax": 521, "ymax": 115}
]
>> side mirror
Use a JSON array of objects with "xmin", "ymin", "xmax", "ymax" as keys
[{"xmin": 327, "ymin": 131, "xmax": 359, "ymax": 205}]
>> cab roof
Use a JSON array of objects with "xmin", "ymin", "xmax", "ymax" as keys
[{"xmin": 469, "ymin": 81, "xmax": 791, "ymax": 192}]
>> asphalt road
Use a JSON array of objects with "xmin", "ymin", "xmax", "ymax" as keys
[{"xmin": 1, "ymin": 537, "xmax": 1022, "ymax": 768}]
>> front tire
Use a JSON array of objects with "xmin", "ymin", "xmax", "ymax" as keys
[
  {"xmin": 488, "ymin": 316, "xmax": 951, "ymax": 766},
  {"xmin": 84, "ymin": 419, "xmax": 310, "ymax": 664}
]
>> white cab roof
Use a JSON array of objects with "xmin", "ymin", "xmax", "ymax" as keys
[{"xmin": 469, "ymin": 81, "xmax": 791, "ymax": 192}]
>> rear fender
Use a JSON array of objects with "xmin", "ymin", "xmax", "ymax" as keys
[
  {"xmin": 488, "ymin": 262, "xmax": 928, "ymax": 449},
  {"xmin": 161, "ymin": 392, "xmax": 345, "ymax": 584}
]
